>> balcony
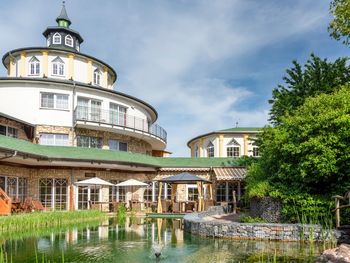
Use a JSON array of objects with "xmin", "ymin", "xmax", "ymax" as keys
[{"xmin": 73, "ymin": 106, "xmax": 167, "ymax": 143}]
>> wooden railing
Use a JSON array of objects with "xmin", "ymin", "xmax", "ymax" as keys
[
  {"xmin": 332, "ymin": 191, "xmax": 350, "ymax": 228},
  {"xmin": 0, "ymin": 187, "xmax": 11, "ymax": 215}
]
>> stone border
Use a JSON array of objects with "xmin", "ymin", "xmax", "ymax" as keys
[{"xmin": 184, "ymin": 206, "xmax": 336, "ymax": 242}]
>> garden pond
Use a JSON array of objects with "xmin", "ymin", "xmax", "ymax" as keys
[{"xmin": 1, "ymin": 217, "xmax": 331, "ymax": 262}]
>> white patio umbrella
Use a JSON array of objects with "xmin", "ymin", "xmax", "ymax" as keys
[
  {"xmin": 75, "ymin": 177, "xmax": 114, "ymax": 210},
  {"xmin": 75, "ymin": 177, "xmax": 114, "ymax": 187},
  {"xmin": 116, "ymin": 179, "xmax": 148, "ymax": 207},
  {"xmin": 115, "ymin": 179, "xmax": 148, "ymax": 187}
]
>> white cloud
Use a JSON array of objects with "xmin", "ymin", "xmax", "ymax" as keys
[{"xmin": 0, "ymin": 0, "xmax": 330, "ymax": 156}]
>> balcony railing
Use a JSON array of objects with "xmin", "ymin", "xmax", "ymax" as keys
[{"xmin": 73, "ymin": 106, "xmax": 167, "ymax": 142}]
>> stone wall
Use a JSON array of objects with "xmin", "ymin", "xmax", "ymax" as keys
[
  {"xmin": 184, "ymin": 206, "xmax": 336, "ymax": 242},
  {"xmin": 35, "ymin": 125, "xmax": 74, "ymax": 145},
  {"xmin": 0, "ymin": 116, "xmax": 30, "ymax": 141},
  {"xmin": 249, "ymin": 197, "xmax": 282, "ymax": 223},
  {"xmin": 0, "ymin": 164, "xmax": 157, "ymax": 210},
  {"xmin": 76, "ymin": 128, "xmax": 152, "ymax": 154}
]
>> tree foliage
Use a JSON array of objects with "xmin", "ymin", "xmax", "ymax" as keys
[
  {"xmin": 329, "ymin": 0, "xmax": 350, "ymax": 45},
  {"xmin": 269, "ymin": 54, "xmax": 350, "ymax": 124},
  {"xmin": 247, "ymin": 86, "xmax": 350, "ymax": 222}
]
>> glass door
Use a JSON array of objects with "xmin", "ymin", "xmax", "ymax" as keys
[
  {"xmin": 91, "ymin": 100, "xmax": 101, "ymax": 122},
  {"xmin": 77, "ymin": 97, "xmax": 89, "ymax": 120}
]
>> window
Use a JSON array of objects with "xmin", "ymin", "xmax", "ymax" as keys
[
  {"xmin": 41, "ymin": 93, "xmax": 69, "ymax": 110},
  {"xmin": 93, "ymin": 69, "xmax": 101, "ymax": 86},
  {"xmin": 40, "ymin": 133, "xmax": 69, "ymax": 146},
  {"xmin": 76, "ymin": 41, "xmax": 80, "ymax": 52},
  {"xmin": 143, "ymin": 182, "xmax": 153, "ymax": 202},
  {"xmin": 0, "ymin": 176, "xmax": 27, "ymax": 202},
  {"xmin": 52, "ymin": 57, "xmax": 65, "ymax": 76},
  {"xmin": 39, "ymin": 178, "xmax": 53, "ymax": 209},
  {"xmin": 253, "ymin": 147, "xmax": 260, "ymax": 157},
  {"xmin": 216, "ymin": 183, "xmax": 226, "ymax": 202},
  {"xmin": 194, "ymin": 145, "xmax": 199, "ymax": 158},
  {"xmin": 187, "ymin": 185, "xmax": 198, "ymax": 201},
  {"xmin": 109, "ymin": 139, "xmax": 128, "ymax": 152},
  {"xmin": 78, "ymin": 186, "xmax": 88, "ymax": 210},
  {"xmin": 226, "ymin": 139, "xmax": 240, "ymax": 157},
  {"xmin": 29, "ymin": 56, "xmax": 40, "ymax": 75},
  {"xmin": 77, "ymin": 97, "xmax": 101, "ymax": 122},
  {"xmin": 39, "ymin": 178, "xmax": 67, "ymax": 211},
  {"xmin": 109, "ymin": 103, "xmax": 127, "ymax": 126},
  {"xmin": 65, "ymin": 35, "xmax": 73, "ymax": 47},
  {"xmin": 206, "ymin": 141, "xmax": 214, "ymax": 157},
  {"xmin": 0, "ymin": 125, "xmax": 18, "ymax": 138},
  {"xmin": 77, "ymin": 135, "xmax": 102, "ymax": 149},
  {"xmin": 53, "ymin": 33, "xmax": 61, "ymax": 44}
]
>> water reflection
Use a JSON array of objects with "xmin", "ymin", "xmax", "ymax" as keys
[{"xmin": 2, "ymin": 217, "xmax": 326, "ymax": 263}]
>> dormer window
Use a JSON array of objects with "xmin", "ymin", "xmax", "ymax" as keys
[
  {"xmin": 52, "ymin": 57, "xmax": 65, "ymax": 76},
  {"xmin": 53, "ymin": 33, "xmax": 61, "ymax": 44},
  {"xmin": 65, "ymin": 35, "xmax": 73, "ymax": 47},
  {"xmin": 76, "ymin": 40, "xmax": 80, "ymax": 51},
  {"xmin": 93, "ymin": 69, "xmax": 101, "ymax": 86},
  {"xmin": 227, "ymin": 139, "xmax": 240, "ymax": 157},
  {"xmin": 206, "ymin": 141, "xmax": 214, "ymax": 158},
  {"xmin": 28, "ymin": 56, "xmax": 40, "ymax": 76}
]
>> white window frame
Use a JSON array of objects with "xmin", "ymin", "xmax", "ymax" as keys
[
  {"xmin": 186, "ymin": 184, "xmax": 198, "ymax": 201},
  {"xmin": 51, "ymin": 57, "xmax": 65, "ymax": 77},
  {"xmin": 194, "ymin": 145, "xmax": 199, "ymax": 158},
  {"xmin": 252, "ymin": 146, "xmax": 260, "ymax": 157},
  {"xmin": 0, "ymin": 125, "xmax": 18, "ymax": 138},
  {"xmin": 53, "ymin": 33, "xmax": 61, "ymax": 44},
  {"xmin": 93, "ymin": 68, "xmax": 101, "ymax": 86},
  {"xmin": 206, "ymin": 141, "xmax": 215, "ymax": 158},
  {"xmin": 40, "ymin": 92, "xmax": 69, "ymax": 110},
  {"xmin": 65, "ymin": 34, "xmax": 73, "ymax": 47},
  {"xmin": 39, "ymin": 133, "xmax": 69, "ymax": 146},
  {"xmin": 28, "ymin": 56, "xmax": 40, "ymax": 76},
  {"xmin": 109, "ymin": 139, "xmax": 128, "ymax": 152}
]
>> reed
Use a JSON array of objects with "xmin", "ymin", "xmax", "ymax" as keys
[{"xmin": 0, "ymin": 210, "xmax": 107, "ymax": 235}]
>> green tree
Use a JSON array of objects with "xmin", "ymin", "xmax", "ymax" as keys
[
  {"xmin": 329, "ymin": 0, "xmax": 350, "ymax": 45},
  {"xmin": 269, "ymin": 54, "xmax": 350, "ymax": 124},
  {"xmin": 248, "ymin": 86, "xmax": 350, "ymax": 221}
]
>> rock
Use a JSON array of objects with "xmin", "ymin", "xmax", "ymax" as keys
[{"xmin": 318, "ymin": 244, "xmax": 350, "ymax": 263}]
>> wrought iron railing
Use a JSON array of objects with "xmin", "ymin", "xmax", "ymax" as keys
[{"xmin": 73, "ymin": 106, "xmax": 167, "ymax": 142}]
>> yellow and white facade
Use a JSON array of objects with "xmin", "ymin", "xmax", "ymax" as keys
[{"xmin": 188, "ymin": 127, "xmax": 260, "ymax": 158}]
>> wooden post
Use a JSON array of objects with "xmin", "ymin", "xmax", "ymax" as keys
[
  {"xmin": 232, "ymin": 190, "xmax": 237, "ymax": 214},
  {"xmin": 336, "ymin": 198, "xmax": 340, "ymax": 228}
]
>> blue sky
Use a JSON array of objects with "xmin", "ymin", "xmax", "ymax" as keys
[{"xmin": 0, "ymin": 0, "xmax": 348, "ymax": 156}]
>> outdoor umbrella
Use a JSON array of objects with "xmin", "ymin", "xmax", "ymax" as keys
[
  {"xmin": 115, "ymin": 179, "xmax": 148, "ymax": 187},
  {"xmin": 75, "ymin": 177, "xmax": 114, "ymax": 210},
  {"xmin": 116, "ymin": 179, "xmax": 148, "ymax": 207}
]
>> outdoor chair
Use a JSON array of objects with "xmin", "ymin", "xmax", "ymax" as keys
[{"xmin": 172, "ymin": 202, "xmax": 180, "ymax": 213}]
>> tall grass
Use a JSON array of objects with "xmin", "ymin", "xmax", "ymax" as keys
[{"xmin": 0, "ymin": 210, "xmax": 107, "ymax": 234}]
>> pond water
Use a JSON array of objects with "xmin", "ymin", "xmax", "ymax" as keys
[{"xmin": 2, "ymin": 217, "xmax": 328, "ymax": 262}]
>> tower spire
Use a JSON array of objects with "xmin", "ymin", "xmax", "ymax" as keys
[{"xmin": 56, "ymin": 1, "xmax": 71, "ymax": 28}]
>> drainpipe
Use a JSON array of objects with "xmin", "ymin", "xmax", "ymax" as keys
[
  {"xmin": 71, "ymin": 81, "xmax": 76, "ymax": 146},
  {"xmin": 0, "ymin": 151, "xmax": 17, "ymax": 160}
]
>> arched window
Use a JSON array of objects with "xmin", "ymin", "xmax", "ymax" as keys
[
  {"xmin": 226, "ymin": 139, "xmax": 240, "ymax": 157},
  {"xmin": 53, "ymin": 33, "xmax": 61, "ymax": 44},
  {"xmin": 93, "ymin": 68, "xmax": 101, "ymax": 85},
  {"xmin": 28, "ymin": 56, "xmax": 40, "ymax": 75},
  {"xmin": 65, "ymin": 35, "xmax": 73, "ymax": 47},
  {"xmin": 206, "ymin": 141, "xmax": 214, "ymax": 157},
  {"xmin": 52, "ymin": 57, "xmax": 65, "ymax": 76},
  {"xmin": 194, "ymin": 145, "xmax": 199, "ymax": 158}
]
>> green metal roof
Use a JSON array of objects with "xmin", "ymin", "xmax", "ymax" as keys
[
  {"xmin": 0, "ymin": 136, "xmax": 239, "ymax": 168},
  {"xmin": 187, "ymin": 127, "xmax": 261, "ymax": 146},
  {"xmin": 217, "ymin": 127, "xmax": 261, "ymax": 132}
]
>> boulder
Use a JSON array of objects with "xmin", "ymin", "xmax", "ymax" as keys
[{"xmin": 318, "ymin": 244, "xmax": 350, "ymax": 263}]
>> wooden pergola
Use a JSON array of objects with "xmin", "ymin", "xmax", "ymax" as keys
[{"xmin": 156, "ymin": 172, "xmax": 212, "ymax": 213}]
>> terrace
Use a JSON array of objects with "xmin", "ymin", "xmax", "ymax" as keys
[{"xmin": 73, "ymin": 106, "xmax": 167, "ymax": 147}]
